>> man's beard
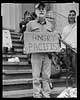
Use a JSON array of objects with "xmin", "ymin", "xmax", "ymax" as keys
[
  {"xmin": 35, "ymin": 10, "xmax": 46, "ymax": 18},
  {"xmin": 39, "ymin": 14, "xmax": 45, "ymax": 18}
]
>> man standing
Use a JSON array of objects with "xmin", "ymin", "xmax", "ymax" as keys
[
  {"xmin": 61, "ymin": 10, "xmax": 77, "ymax": 86},
  {"xmin": 25, "ymin": 3, "xmax": 54, "ymax": 98}
]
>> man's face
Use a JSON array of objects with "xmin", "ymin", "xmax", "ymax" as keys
[
  {"xmin": 24, "ymin": 15, "xmax": 31, "ymax": 23},
  {"xmin": 68, "ymin": 12, "xmax": 76, "ymax": 24},
  {"xmin": 35, "ymin": 6, "xmax": 46, "ymax": 18}
]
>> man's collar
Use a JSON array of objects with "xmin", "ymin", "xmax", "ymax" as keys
[{"xmin": 37, "ymin": 18, "xmax": 46, "ymax": 25}]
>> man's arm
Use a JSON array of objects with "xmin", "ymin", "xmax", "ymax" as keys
[{"xmin": 25, "ymin": 21, "xmax": 32, "ymax": 32}]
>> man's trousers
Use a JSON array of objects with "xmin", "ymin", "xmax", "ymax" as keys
[{"xmin": 31, "ymin": 53, "xmax": 51, "ymax": 97}]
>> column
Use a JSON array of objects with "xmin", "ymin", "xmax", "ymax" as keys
[{"xmin": 1, "ymin": 3, "xmax": 10, "ymax": 29}]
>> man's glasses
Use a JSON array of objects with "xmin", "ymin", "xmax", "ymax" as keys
[{"xmin": 38, "ymin": 7, "xmax": 45, "ymax": 11}]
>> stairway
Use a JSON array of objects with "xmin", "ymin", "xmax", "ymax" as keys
[{"xmin": 2, "ymin": 31, "xmax": 74, "ymax": 98}]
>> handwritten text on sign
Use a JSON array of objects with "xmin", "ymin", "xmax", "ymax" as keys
[{"xmin": 24, "ymin": 32, "xmax": 60, "ymax": 53}]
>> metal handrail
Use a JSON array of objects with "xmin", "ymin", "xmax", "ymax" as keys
[{"xmin": 60, "ymin": 39, "xmax": 77, "ymax": 54}]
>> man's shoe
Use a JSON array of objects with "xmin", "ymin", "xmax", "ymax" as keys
[
  {"xmin": 42, "ymin": 91, "xmax": 50, "ymax": 98},
  {"xmin": 33, "ymin": 93, "xmax": 42, "ymax": 98}
]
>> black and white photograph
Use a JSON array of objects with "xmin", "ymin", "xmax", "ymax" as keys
[{"xmin": 1, "ymin": 1, "xmax": 79, "ymax": 98}]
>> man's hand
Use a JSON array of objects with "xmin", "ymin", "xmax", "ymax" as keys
[{"xmin": 48, "ymin": 53, "xmax": 52, "ymax": 59}]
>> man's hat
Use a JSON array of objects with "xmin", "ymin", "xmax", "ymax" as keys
[{"xmin": 35, "ymin": 3, "xmax": 46, "ymax": 9}]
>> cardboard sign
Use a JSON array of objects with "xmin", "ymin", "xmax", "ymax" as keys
[
  {"xmin": 2, "ymin": 30, "xmax": 12, "ymax": 48},
  {"xmin": 24, "ymin": 32, "xmax": 60, "ymax": 54}
]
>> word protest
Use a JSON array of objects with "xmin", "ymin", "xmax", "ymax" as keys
[{"xmin": 24, "ymin": 32, "xmax": 60, "ymax": 54}]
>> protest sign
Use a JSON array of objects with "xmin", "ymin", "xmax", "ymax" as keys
[{"xmin": 24, "ymin": 31, "xmax": 60, "ymax": 54}]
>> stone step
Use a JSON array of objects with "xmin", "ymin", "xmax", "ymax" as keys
[
  {"xmin": 3, "ymin": 82, "xmax": 70, "ymax": 93},
  {"xmin": 12, "ymin": 43, "xmax": 23, "ymax": 48},
  {"xmin": 2, "ymin": 48, "xmax": 24, "ymax": 54},
  {"xmin": 3, "ymin": 73, "xmax": 32, "ymax": 81},
  {"xmin": 11, "ymin": 35, "xmax": 20, "ymax": 39},
  {"xmin": 2, "ymin": 54, "xmax": 30, "ymax": 62},
  {"xmin": 3, "ymin": 76, "xmax": 68, "ymax": 85},
  {"xmin": 12, "ymin": 38, "xmax": 23, "ymax": 43},
  {"xmin": 3, "ymin": 69, "xmax": 32, "ymax": 74},
  {"xmin": 11, "ymin": 32, "xmax": 22, "ymax": 36},
  {"xmin": 3, "ymin": 78, "xmax": 32, "ymax": 85},
  {"xmin": 12, "ymin": 39, "xmax": 23, "ymax": 45},
  {"xmin": 3, "ymin": 61, "xmax": 30, "ymax": 66},
  {"xmin": 3, "ymin": 65, "xmax": 31, "ymax": 70},
  {"xmin": 3, "ymin": 82, "xmax": 70, "ymax": 94},
  {"xmin": 3, "ymin": 62, "xmax": 32, "ymax": 70},
  {"xmin": 2, "ymin": 47, "xmax": 24, "ymax": 54},
  {"xmin": 3, "ymin": 58, "xmax": 30, "ymax": 63},
  {"xmin": 10, "ymin": 33, "xmax": 23, "ymax": 43},
  {"xmin": 3, "ymin": 89, "xmax": 33, "ymax": 98},
  {"xmin": 2, "ymin": 52, "xmax": 25, "ymax": 55},
  {"xmin": 3, "ymin": 87, "xmax": 66, "ymax": 98},
  {"xmin": 3, "ymin": 54, "xmax": 29, "ymax": 59},
  {"xmin": 14, "ymin": 48, "xmax": 23, "ymax": 53},
  {"xmin": 3, "ymin": 83, "xmax": 33, "ymax": 91}
]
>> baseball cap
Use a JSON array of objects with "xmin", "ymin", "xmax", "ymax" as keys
[{"xmin": 35, "ymin": 3, "xmax": 46, "ymax": 9}]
